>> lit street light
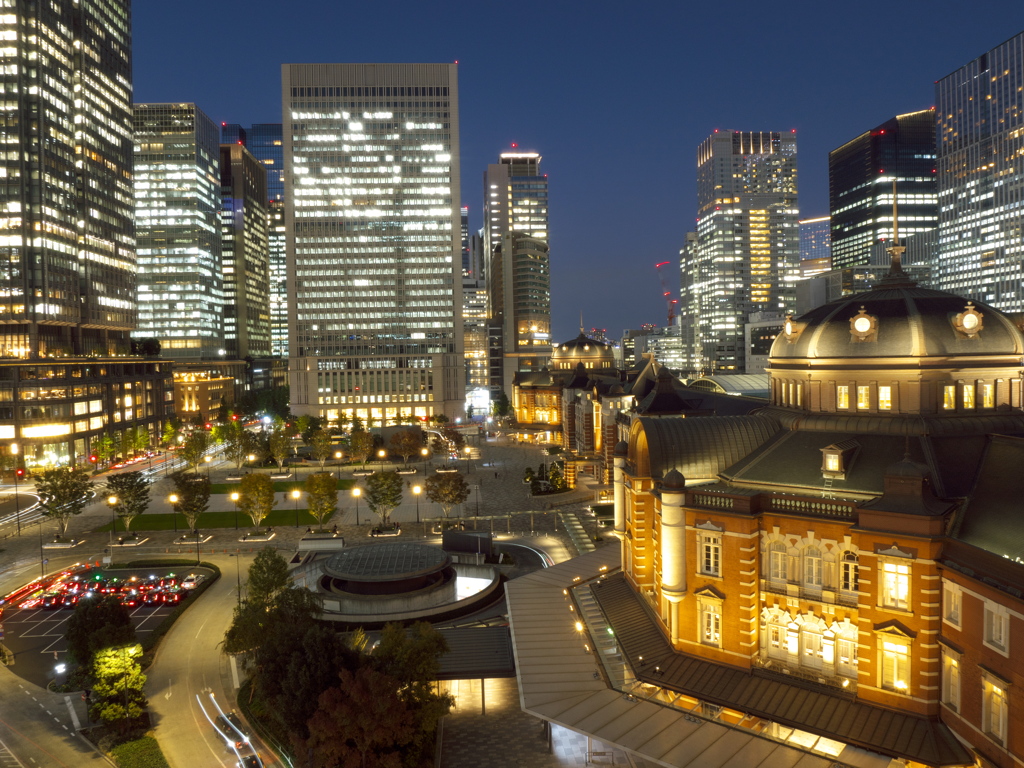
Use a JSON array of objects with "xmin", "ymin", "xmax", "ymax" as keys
[
  {"xmin": 412, "ymin": 484, "xmax": 422, "ymax": 523},
  {"xmin": 421, "ymin": 446, "xmax": 429, "ymax": 474},
  {"xmin": 291, "ymin": 488, "xmax": 301, "ymax": 528},
  {"xmin": 168, "ymin": 493, "xmax": 179, "ymax": 533},
  {"xmin": 107, "ymin": 494, "xmax": 118, "ymax": 545},
  {"xmin": 377, "ymin": 448, "xmax": 387, "ymax": 467},
  {"xmin": 203, "ymin": 454, "xmax": 212, "ymax": 479},
  {"xmin": 334, "ymin": 451, "xmax": 343, "ymax": 482},
  {"xmin": 352, "ymin": 486, "xmax": 361, "ymax": 526},
  {"xmin": 247, "ymin": 453, "xmax": 256, "ymax": 474},
  {"xmin": 230, "ymin": 492, "xmax": 240, "ymax": 530}
]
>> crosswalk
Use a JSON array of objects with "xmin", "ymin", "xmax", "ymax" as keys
[{"xmin": 0, "ymin": 738, "xmax": 25, "ymax": 768}]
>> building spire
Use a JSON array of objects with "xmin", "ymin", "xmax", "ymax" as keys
[
  {"xmin": 879, "ymin": 178, "xmax": 915, "ymax": 286},
  {"xmin": 580, "ymin": 311, "xmax": 584, "ymax": 335}
]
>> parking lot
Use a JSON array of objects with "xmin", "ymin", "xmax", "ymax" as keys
[{"xmin": 1, "ymin": 566, "xmax": 212, "ymax": 687}]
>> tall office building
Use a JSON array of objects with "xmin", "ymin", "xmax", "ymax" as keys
[
  {"xmin": 798, "ymin": 215, "xmax": 832, "ymax": 278},
  {"xmin": 829, "ymin": 110, "xmax": 936, "ymax": 270},
  {"xmin": 220, "ymin": 143, "xmax": 270, "ymax": 358},
  {"xmin": 681, "ymin": 130, "xmax": 799, "ymax": 374},
  {"xmin": 283, "ymin": 63, "xmax": 463, "ymax": 423},
  {"xmin": 134, "ymin": 104, "xmax": 223, "ymax": 359},
  {"xmin": 935, "ymin": 32, "xmax": 1024, "ymax": 308},
  {"xmin": 483, "ymin": 151, "xmax": 550, "ymax": 394},
  {"xmin": 0, "ymin": 1, "xmax": 172, "ymax": 469},
  {"xmin": 222, "ymin": 123, "xmax": 289, "ymax": 357}
]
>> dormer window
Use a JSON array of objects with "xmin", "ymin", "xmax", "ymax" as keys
[{"xmin": 821, "ymin": 440, "xmax": 859, "ymax": 479}]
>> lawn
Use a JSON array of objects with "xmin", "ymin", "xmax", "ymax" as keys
[
  {"xmin": 208, "ymin": 477, "xmax": 354, "ymax": 494},
  {"xmin": 99, "ymin": 508, "xmax": 338, "ymax": 532}
]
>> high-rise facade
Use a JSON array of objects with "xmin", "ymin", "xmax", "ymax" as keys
[
  {"xmin": 798, "ymin": 215, "xmax": 832, "ymax": 278},
  {"xmin": 681, "ymin": 131, "xmax": 799, "ymax": 374},
  {"xmin": 483, "ymin": 152, "xmax": 550, "ymax": 394},
  {"xmin": 282, "ymin": 63, "xmax": 463, "ymax": 423},
  {"xmin": 935, "ymin": 32, "xmax": 1024, "ymax": 309},
  {"xmin": 0, "ymin": 1, "xmax": 172, "ymax": 469},
  {"xmin": 220, "ymin": 143, "xmax": 269, "ymax": 358},
  {"xmin": 829, "ymin": 110, "xmax": 937, "ymax": 270},
  {"xmin": 134, "ymin": 104, "xmax": 223, "ymax": 359},
  {"xmin": 222, "ymin": 123, "xmax": 289, "ymax": 357}
]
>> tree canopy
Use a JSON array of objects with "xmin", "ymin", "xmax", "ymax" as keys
[
  {"xmin": 66, "ymin": 594, "xmax": 137, "ymax": 665},
  {"xmin": 305, "ymin": 472, "xmax": 338, "ymax": 530},
  {"xmin": 178, "ymin": 430, "xmax": 211, "ymax": 474},
  {"xmin": 388, "ymin": 429, "xmax": 422, "ymax": 464},
  {"xmin": 238, "ymin": 472, "xmax": 276, "ymax": 530},
  {"xmin": 425, "ymin": 472, "xmax": 471, "ymax": 518},
  {"xmin": 362, "ymin": 471, "xmax": 403, "ymax": 527},
  {"xmin": 36, "ymin": 466, "xmax": 92, "ymax": 536},
  {"xmin": 170, "ymin": 471, "xmax": 210, "ymax": 531},
  {"xmin": 106, "ymin": 471, "xmax": 150, "ymax": 532}
]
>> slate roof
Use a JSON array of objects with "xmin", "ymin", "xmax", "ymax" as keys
[
  {"xmin": 953, "ymin": 434, "xmax": 1024, "ymax": 562},
  {"xmin": 436, "ymin": 626, "xmax": 516, "ymax": 680},
  {"xmin": 636, "ymin": 414, "xmax": 780, "ymax": 481},
  {"xmin": 592, "ymin": 573, "xmax": 973, "ymax": 767},
  {"xmin": 688, "ymin": 374, "xmax": 771, "ymax": 397}
]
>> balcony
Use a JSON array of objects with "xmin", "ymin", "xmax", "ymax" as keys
[{"xmin": 752, "ymin": 654, "xmax": 858, "ymax": 697}]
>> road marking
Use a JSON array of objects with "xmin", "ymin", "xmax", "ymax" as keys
[
  {"xmin": 63, "ymin": 697, "xmax": 79, "ymax": 730},
  {"xmin": 230, "ymin": 655, "xmax": 240, "ymax": 689},
  {"xmin": 194, "ymin": 616, "xmax": 210, "ymax": 639},
  {"xmin": 0, "ymin": 735, "xmax": 27, "ymax": 767}
]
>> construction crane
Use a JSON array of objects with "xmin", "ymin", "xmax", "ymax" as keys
[{"xmin": 655, "ymin": 261, "xmax": 679, "ymax": 326}]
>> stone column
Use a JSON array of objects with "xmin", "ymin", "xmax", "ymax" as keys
[
  {"xmin": 613, "ymin": 441, "xmax": 628, "ymax": 534},
  {"xmin": 659, "ymin": 469, "xmax": 687, "ymax": 643}
]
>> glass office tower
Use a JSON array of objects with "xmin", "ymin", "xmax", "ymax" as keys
[
  {"xmin": 282, "ymin": 63, "xmax": 463, "ymax": 424},
  {"xmin": 935, "ymin": 32, "xmax": 1024, "ymax": 308},
  {"xmin": 134, "ymin": 104, "xmax": 223, "ymax": 359}
]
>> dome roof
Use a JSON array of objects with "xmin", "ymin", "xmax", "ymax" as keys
[
  {"xmin": 772, "ymin": 285, "xmax": 1024, "ymax": 360},
  {"xmin": 552, "ymin": 332, "xmax": 614, "ymax": 360}
]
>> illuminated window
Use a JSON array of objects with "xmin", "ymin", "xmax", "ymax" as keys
[
  {"xmin": 878, "ymin": 385, "xmax": 892, "ymax": 410},
  {"xmin": 981, "ymin": 383, "xmax": 994, "ymax": 408},
  {"xmin": 840, "ymin": 551, "xmax": 859, "ymax": 594},
  {"xmin": 881, "ymin": 561, "xmax": 910, "ymax": 611},
  {"xmin": 881, "ymin": 639, "xmax": 910, "ymax": 692},
  {"xmin": 700, "ymin": 533, "xmax": 721, "ymax": 577},
  {"xmin": 941, "ymin": 649, "xmax": 960, "ymax": 712},
  {"xmin": 963, "ymin": 384, "xmax": 975, "ymax": 409},
  {"xmin": 942, "ymin": 385, "xmax": 956, "ymax": 410},
  {"xmin": 856, "ymin": 386, "xmax": 870, "ymax": 409},
  {"xmin": 982, "ymin": 676, "xmax": 1008, "ymax": 745},
  {"xmin": 943, "ymin": 581, "xmax": 961, "ymax": 627},
  {"xmin": 825, "ymin": 453, "xmax": 840, "ymax": 472},
  {"xmin": 700, "ymin": 599, "xmax": 722, "ymax": 647},
  {"xmin": 836, "ymin": 385, "xmax": 849, "ymax": 409},
  {"xmin": 768, "ymin": 541, "xmax": 788, "ymax": 583},
  {"xmin": 984, "ymin": 601, "xmax": 1009, "ymax": 654},
  {"xmin": 801, "ymin": 626, "xmax": 823, "ymax": 670},
  {"xmin": 836, "ymin": 630, "xmax": 858, "ymax": 678},
  {"xmin": 803, "ymin": 546, "xmax": 823, "ymax": 588}
]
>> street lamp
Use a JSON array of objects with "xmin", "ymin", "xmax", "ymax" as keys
[
  {"xmin": 247, "ymin": 454, "xmax": 256, "ymax": 474},
  {"xmin": 168, "ymin": 493, "xmax": 179, "ymax": 533},
  {"xmin": 107, "ymin": 494, "xmax": 118, "ymax": 545},
  {"xmin": 203, "ymin": 454, "xmax": 212, "ymax": 479},
  {"xmin": 377, "ymin": 448, "xmax": 387, "ymax": 467},
  {"xmin": 291, "ymin": 489, "xmax": 301, "ymax": 528},
  {"xmin": 11, "ymin": 443, "xmax": 20, "ymax": 536},
  {"xmin": 334, "ymin": 451, "xmax": 343, "ymax": 482},
  {"xmin": 230, "ymin": 492, "xmax": 240, "ymax": 530},
  {"xmin": 421, "ymin": 447, "xmax": 429, "ymax": 473},
  {"xmin": 352, "ymin": 487, "xmax": 361, "ymax": 526},
  {"xmin": 464, "ymin": 445, "xmax": 472, "ymax": 472},
  {"xmin": 412, "ymin": 484, "xmax": 422, "ymax": 524}
]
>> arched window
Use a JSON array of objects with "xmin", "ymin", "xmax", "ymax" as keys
[
  {"xmin": 803, "ymin": 546, "xmax": 823, "ymax": 588},
  {"xmin": 801, "ymin": 624, "xmax": 824, "ymax": 670},
  {"xmin": 840, "ymin": 551, "xmax": 859, "ymax": 593},
  {"xmin": 768, "ymin": 541, "xmax": 787, "ymax": 583},
  {"xmin": 760, "ymin": 609, "xmax": 789, "ymax": 662}
]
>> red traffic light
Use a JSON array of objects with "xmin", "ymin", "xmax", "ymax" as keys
[
  {"xmin": 15, "ymin": 468, "xmax": 24, "ymax": 477},
  {"xmin": 89, "ymin": 455, "xmax": 98, "ymax": 463},
  {"xmin": 231, "ymin": 414, "xmax": 238, "ymax": 421},
  {"xmin": 204, "ymin": 423, "xmax": 212, "ymax": 430}
]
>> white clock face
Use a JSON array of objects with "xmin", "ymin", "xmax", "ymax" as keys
[
  {"xmin": 962, "ymin": 313, "xmax": 979, "ymax": 330},
  {"xmin": 853, "ymin": 316, "xmax": 872, "ymax": 334}
]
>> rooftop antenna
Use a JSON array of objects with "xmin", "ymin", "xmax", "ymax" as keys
[
  {"xmin": 880, "ymin": 178, "xmax": 914, "ymax": 286},
  {"xmin": 580, "ymin": 311, "xmax": 584, "ymax": 335}
]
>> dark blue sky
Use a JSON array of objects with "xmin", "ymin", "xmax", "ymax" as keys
[{"xmin": 134, "ymin": 1, "xmax": 1024, "ymax": 342}]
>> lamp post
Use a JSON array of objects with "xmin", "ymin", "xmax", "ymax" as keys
[
  {"xmin": 11, "ymin": 443, "xmax": 20, "ymax": 536},
  {"xmin": 377, "ymin": 448, "xmax": 386, "ymax": 468},
  {"xmin": 352, "ymin": 487, "xmax": 361, "ymax": 526},
  {"xmin": 247, "ymin": 454, "xmax": 255, "ymax": 474},
  {"xmin": 412, "ymin": 484, "xmax": 422, "ymax": 524},
  {"xmin": 168, "ymin": 493, "xmax": 179, "ymax": 533},
  {"xmin": 334, "ymin": 451, "xmax": 343, "ymax": 482},
  {"xmin": 203, "ymin": 454, "xmax": 212, "ymax": 480},
  {"xmin": 195, "ymin": 525, "xmax": 201, "ymax": 566},
  {"xmin": 230, "ymin": 492, "xmax": 240, "ymax": 530},
  {"xmin": 107, "ymin": 495, "xmax": 118, "ymax": 545},
  {"xmin": 291, "ymin": 489, "xmax": 301, "ymax": 528},
  {"xmin": 421, "ymin": 447, "xmax": 429, "ymax": 474},
  {"xmin": 464, "ymin": 445, "xmax": 472, "ymax": 473}
]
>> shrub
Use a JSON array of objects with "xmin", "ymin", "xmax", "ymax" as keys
[{"xmin": 109, "ymin": 735, "xmax": 170, "ymax": 768}]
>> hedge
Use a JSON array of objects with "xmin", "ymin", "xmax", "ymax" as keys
[{"xmin": 109, "ymin": 736, "xmax": 170, "ymax": 768}]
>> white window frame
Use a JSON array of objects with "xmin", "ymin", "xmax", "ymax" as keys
[
  {"xmin": 699, "ymin": 598, "xmax": 722, "ymax": 648},
  {"xmin": 800, "ymin": 626, "xmax": 823, "ymax": 670},
  {"xmin": 768, "ymin": 541, "xmax": 788, "ymax": 583},
  {"xmin": 982, "ymin": 674, "xmax": 1009, "ymax": 746},
  {"xmin": 803, "ymin": 546, "xmax": 823, "ymax": 589},
  {"xmin": 941, "ymin": 647, "xmax": 960, "ymax": 712},
  {"xmin": 880, "ymin": 638, "xmax": 910, "ymax": 693},
  {"xmin": 942, "ymin": 581, "xmax": 961, "ymax": 629},
  {"xmin": 699, "ymin": 533, "xmax": 721, "ymax": 577},
  {"xmin": 835, "ymin": 632, "xmax": 858, "ymax": 679},
  {"xmin": 983, "ymin": 601, "xmax": 1009, "ymax": 656},
  {"xmin": 836, "ymin": 385, "xmax": 849, "ymax": 410},
  {"xmin": 840, "ymin": 551, "xmax": 859, "ymax": 594},
  {"xmin": 878, "ymin": 385, "xmax": 892, "ymax": 410},
  {"xmin": 880, "ymin": 560, "xmax": 910, "ymax": 611}
]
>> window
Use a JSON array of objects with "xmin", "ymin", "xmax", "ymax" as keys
[
  {"xmin": 984, "ymin": 602, "xmax": 1009, "ymax": 654},
  {"xmin": 767, "ymin": 620, "xmax": 787, "ymax": 660},
  {"xmin": 878, "ymin": 385, "xmax": 892, "ymax": 410},
  {"xmin": 824, "ymin": 453, "xmax": 840, "ymax": 472},
  {"xmin": 836, "ymin": 385, "xmax": 849, "ymax": 410},
  {"xmin": 768, "ymin": 541, "xmax": 788, "ymax": 583},
  {"xmin": 982, "ymin": 676, "xmax": 1008, "ymax": 745},
  {"xmin": 942, "ymin": 582, "xmax": 961, "ymax": 628},
  {"xmin": 941, "ymin": 649, "xmax": 960, "ymax": 712},
  {"xmin": 962, "ymin": 384, "xmax": 975, "ymax": 409},
  {"xmin": 942, "ymin": 385, "xmax": 956, "ymax": 410},
  {"xmin": 881, "ymin": 561, "xmax": 910, "ymax": 611},
  {"xmin": 840, "ymin": 551, "xmax": 859, "ymax": 593},
  {"xmin": 801, "ymin": 626, "xmax": 823, "ymax": 670},
  {"xmin": 981, "ymin": 383, "xmax": 994, "ymax": 408},
  {"xmin": 856, "ymin": 385, "xmax": 870, "ymax": 410},
  {"xmin": 803, "ymin": 546, "xmax": 823, "ymax": 588},
  {"xmin": 700, "ymin": 600, "xmax": 722, "ymax": 647},
  {"xmin": 881, "ymin": 639, "xmax": 910, "ymax": 692},
  {"xmin": 700, "ymin": 533, "xmax": 721, "ymax": 577},
  {"xmin": 836, "ymin": 633, "xmax": 858, "ymax": 678}
]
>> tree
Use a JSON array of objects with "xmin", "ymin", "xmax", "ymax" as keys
[
  {"xmin": 221, "ymin": 421, "xmax": 252, "ymax": 469},
  {"xmin": 36, "ymin": 466, "xmax": 92, "ymax": 536},
  {"xmin": 306, "ymin": 472, "xmax": 337, "ymax": 531},
  {"xmin": 178, "ymin": 430, "xmax": 211, "ymax": 474},
  {"xmin": 389, "ymin": 429, "xmax": 421, "ymax": 464},
  {"xmin": 267, "ymin": 428, "xmax": 291, "ymax": 472},
  {"xmin": 66, "ymin": 594, "xmax": 136, "ymax": 666},
  {"xmin": 90, "ymin": 644, "xmax": 147, "ymax": 736},
  {"xmin": 238, "ymin": 472, "xmax": 276, "ymax": 530},
  {"xmin": 247, "ymin": 547, "xmax": 290, "ymax": 604},
  {"xmin": 372, "ymin": 622, "xmax": 453, "ymax": 739},
  {"xmin": 424, "ymin": 472, "xmax": 470, "ymax": 519},
  {"xmin": 309, "ymin": 428, "xmax": 334, "ymax": 471},
  {"xmin": 523, "ymin": 467, "xmax": 535, "ymax": 484},
  {"xmin": 170, "ymin": 471, "xmax": 210, "ymax": 531},
  {"xmin": 161, "ymin": 417, "xmax": 183, "ymax": 449},
  {"xmin": 362, "ymin": 471, "xmax": 403, "ymax": 528},
  {"xmin": 350, "ymin": 430, "xmax": 375, "ymax": 467},
  {"xmin": 548, "ymin": 461, "xmax": 566, "ymax": 491},
  {"xmin": 131, "ymin": 426, "xmax": 151, "ymax": 455},
  {"xmin": 492, "ymin": 392, "xmax": 512, "ymax": 423},
  {"xmin": 94, "ymin": 434, "xmax": 116, "ymax": 465},
  {"xmin": 106, "ymin": 471, "xmax": 149, "ymax": 532}
]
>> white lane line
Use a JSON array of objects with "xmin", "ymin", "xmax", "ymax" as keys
[
  {"xmin": 230, "ymin": 655, "xmax": 240, "ymax": 689},
  {"xmin": 0, "ymin": 735, "xmax": 27, "ymax": 767},
  {"xmin": 64, "ymin": 695, "xmax": 80, "ymax": 730},
  {"xmin": 194, "ymin": 616, "xmax": 210, "ymax": 639}
]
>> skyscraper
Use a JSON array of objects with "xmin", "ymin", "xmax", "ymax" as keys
[
  {"xmin": 0, "ymin": 1, "xmax": 171, "ymax": 469},
  {"xmin": 935, "ymin": 32, "xmax": 1024, "ymax": 308},
  {"xmin": 282, "ymin": 63, "xmax": 463, "ymax": 424},
  {"xmin": 483, "ymin": 151, "xmax": 550, "ymax": 394},
  {"xmin": 681, "ymin": 130, "xmax": 799, "ymax": 374},
  {"xmin": 220, "ymin": 143, "xmax": 270, "ymax": 358},
  {"xmin": 222, "ymin": 123, "xmax": 289, "ymax": 358},
  {"xmin": 829, "ymin": 110, "xmax": 936, "ymax": 270},
  {"xmin": 798, "ymin": 215, "xmax": 832, "ymax": 277},
  {"xmin": 134, "ymin": 103, "xmax": 223, "ymax": 359}
]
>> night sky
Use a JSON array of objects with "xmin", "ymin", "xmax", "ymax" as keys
[{"xmin": 134, "ymin": 1, "xmax": 1024, "ymax": 343}]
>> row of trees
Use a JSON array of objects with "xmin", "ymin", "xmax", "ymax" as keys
[{"xmin": 224, "ymin": 550, "xmax": 452, "ymax": 766}]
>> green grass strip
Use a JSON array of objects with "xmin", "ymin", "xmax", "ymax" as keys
[{"xmin": 100, "ymin": 509, "xmax": 337, "ymax": 532}]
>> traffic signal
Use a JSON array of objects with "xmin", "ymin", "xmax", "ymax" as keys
[
  {"xmin": 230, "ymin": 414, "xmax": 238, "ymax": 421},
  {"xmin": 204, "ymin": 423, "xmax": 212, "ymax": 430},
  {"xmin": 89, "ymin": 455, "xmax": 98, "ymax": 463},
  {"xmin": 15, "ymin": 468, "xmax": 24, "ymax": 477}
]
